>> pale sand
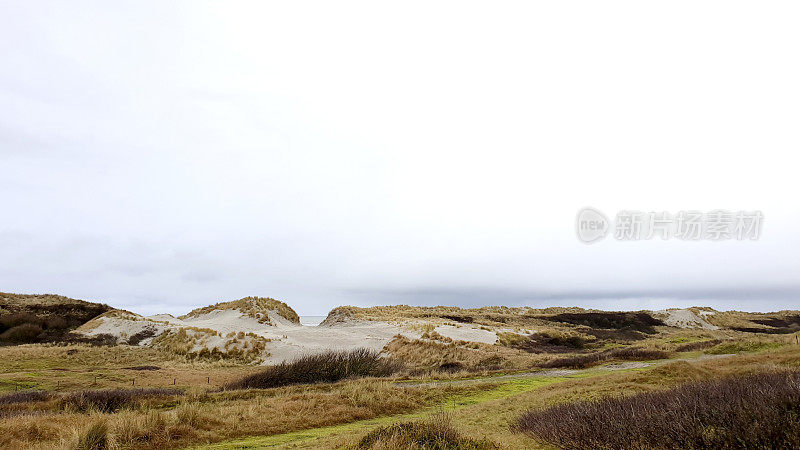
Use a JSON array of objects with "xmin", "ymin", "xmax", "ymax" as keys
[
  {"xmin": 653, "ymin": 308, "xmax": 719, "ymax": 330},
  {"xmin": 78, "ymin": 308, "xmax": 502, "ymax": 364}
]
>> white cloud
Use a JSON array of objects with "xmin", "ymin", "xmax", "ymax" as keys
[{"xmin": 1, "ymin": 1, "xmax": 799, "ymax": 314}]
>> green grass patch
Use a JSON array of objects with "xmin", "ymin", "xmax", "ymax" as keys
[
  {"xmin": 706, "ymin": 341, "xmax": 783, "ymax": 354},
  {"xmin": 199, "ymin": 370, "xmax": 613, "ymax": 449}
]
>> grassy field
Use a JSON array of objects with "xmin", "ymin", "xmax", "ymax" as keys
[
  {"xmin": 1, "ymin": 339, "xmax": 798, "ymax": 449},
  {"xmin": 2, "ymin": 295, "xmax": 800, "ymax": 449}
]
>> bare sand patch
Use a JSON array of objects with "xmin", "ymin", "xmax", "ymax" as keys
[{"xmin": 652, "ymin": 309, "xmax": 719, "ymax": 330}]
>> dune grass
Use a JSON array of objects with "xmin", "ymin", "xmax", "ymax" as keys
[
  {"xmin": 357, "ymin": 413, "xmax": 497, "ymax": 449},
  {"xmin": 0, "ymin": 378, "xmax": 486, "ymax": 449},
  {"xmin": 180, "ymin": 296, "xmax": 300, "ymax": 324}
]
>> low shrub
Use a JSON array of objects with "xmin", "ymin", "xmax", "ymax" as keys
[
  {"xmin": 225, "ymin": 348, "xmax": 404, "ymax": 390},
  {"xmin": 538, "ymin": 347, "xmax": 669, "ymax": 369},
  {"xmin": 0, "ymin": 313, "xmax": 42, "ymax": 331},
  {"xmin": 514, "ymin": 370, "xmax": 800, "ymax": 449},
  {"xmin": 0, "ymin": 390, "xmax": 50, "ymax": 405},
  {"xmin": 437, "ymin": 361, "xmax": 465, "ymax": 373},
  {"xmin": 126, "ymin": 326, "xmax": 158, "ymax": 345},
  {"xmin": 538, "ymin": 352, "xmax": 606, "ymax": 369},
  {"xmin": 123, "ymin": 365, "xmax": 161, "ymax": 371},
  {"xmin": 358, "ymin": 414, "xmax": 497, "ymax": 449},
  {"xmin": 545, "ymin": 312, "xmax": 664, "ymax": 334},
  {"xmin": 583, "ymin": 328, "xmax": 647, "ymax": 342},
  {"xmin": 503, "ymin": 332, "xmax": 588, "ymax": 353},
  {"xmin": 0, "ymin": 323, "xmax": 43, "ymax": 343},
  {"xmin": 62, "ymin": 388, "xmax": 182, "ymax": 413},
  {"xmin": 675, "ymin": 339, "xmax": 723, "ymax": 352},
  {"xmin": 0, "ymin": 293, "xmax": 112, "ymax": 344},
  {"xmin": 608, "ymin": 347, "xmax": 669, "ymax": 361}
]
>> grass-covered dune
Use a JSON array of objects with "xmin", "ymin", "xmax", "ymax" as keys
[{"xmin": 0, "ymin": 292, "xmax": 112, "ymax": 344}]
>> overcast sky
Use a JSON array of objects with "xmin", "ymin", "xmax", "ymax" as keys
[{"xmin": 1, "ymin": 2, "xmax": 799, "ymax": 315}]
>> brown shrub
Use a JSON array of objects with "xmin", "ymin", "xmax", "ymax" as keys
[
  {"xmin": 502, "ymin": 332, "xmax": 587, "ymax": 353},
  {"xmin": 0, "ymin": 323, "xmax": 43, "ymax": 343},
  {"xmin": 0, "ymin": 390, "xmax": 50, "ymax": 405},
  {"xmin": 545, "ymin": 312, "xmax": 664, "ymax": 334},
  {"xmin": 675, "ymin": 339, "xmax": 723, "ymax": 352},
  {"xmin": 514, "ymin": 370, "xmax": 800, "ymax": 449},
  {"xmin": 538, "ymin": 352, "xmax": 607, "ymax": 369},
  {"xmin": 126, "ymin": 326, "xmax": 158, "ymax": 345},
  {"xmin": 62, "ymin": 388, "xmax": 182, "ymax": 413},
  {"xmin": 225, "ymin": 348, "xmax": 404, "ymax": 390},
  {"xmin": 538, "ymin": 347, "xmax": 670, "ymax": 369}
]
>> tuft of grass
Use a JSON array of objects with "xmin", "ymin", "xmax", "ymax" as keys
[
  {"xmin": 225, "ymin": 348, "xmax": 403, "ymax": 390},
  {"xmin": 357, "ymin": 413, "xmax": 497, "ymax": 449},
  {"xmin": 74, "ymin": 421, "xmax": 108, "ymax": 450},
  {"xmin": 514, "ymin": 370, "xmax": 800, "ymax": 449}
]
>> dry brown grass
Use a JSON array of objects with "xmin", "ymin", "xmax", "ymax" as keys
[
  {"xmin": 0, "ymin": 344, "xmax": 264, "ymax": 393},
  {"xmin": 0, "ymin": 378, "xmax": 488, "ymax": 449},
  {"xmin": 385, "ymin": 335, "xmax": 545, "ymax": 372},
  {"xmin": 357, "ymin": 413, "xmax": 498, "ymax": 449},
  {"xmin": 324, "ymin": 305, "xmax": 589, "ymax": 329},
  {"xmin": 150, "ymin": 328, "xmax": 268, "ymax": 362}
]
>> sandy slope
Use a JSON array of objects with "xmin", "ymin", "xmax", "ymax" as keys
[
  {"xmin": 652, "ymin": 309, "xmax": 719, "ymax": 330},
  {"xmin": 78, "ymin": 305, "xmax": 503, "ymax": 364},
  {"xmin": 77, "ymin": 302, "xmax": 721, "ymax": 364}
]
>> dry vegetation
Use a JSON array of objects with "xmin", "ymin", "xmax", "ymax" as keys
[
  {"xmin": 3, "ymin": 296, "xmax": 800, "ymax": 449},
  {"xmin": 385, "ymin": 335, "xmax": 541, "ymax": 373},
  {"xmin": 0, "ymin": 344, "xmax": 263, "ymax": 393},
  {"xmin": 0, "ymin": 337, "xmax": 798, "ymax": 449},
  {"xmin": 325, "ymin": 305, "xmax": 591, "ymax": 328},
  {"xmin": 515, "ymin": 370, "xmax": 800, "ymax": 449},
  {"xmin": 225, "ymin": 348, "xmax": 403, "ymax": 390},
  {"xmin": 0, "ymin": 375, "xmax": 487, "ymax": 449},
  {"xmin": 151, "ymin": 328, "xmax": 269, "ymax": 363},
  {"xmin": 0, "ymin": 292, "xmax": 111, "ymax": 344},
  {"xmin": 358, "ymin": 413, "xmax": 497, "ymax": 449},
  {"xmin": 180, "ymin": 296, "xmax": 300, "ymax": 325}
]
